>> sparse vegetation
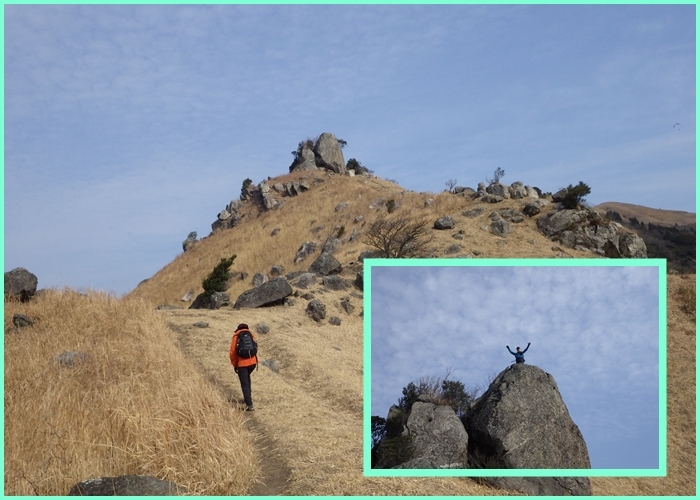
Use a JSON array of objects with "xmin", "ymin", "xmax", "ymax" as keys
[
  {"xmin": 336, "ymin": 225, "xmax": 345, "ymax": 239},
  {"xmin": 364, "ymin": 217, "xmax": 433, "ymax": 258},
  {"xmin": 560, "ymin": 181, "xmax": 591, "ymax": 209},
  {"xmin": 337, "ymin": 138, "xmax": 347, "ymax": 149},
  {"xmin": 241, "ymin": 178, "xmax": 253, "ymax": 199},
  {"xmin": 201, "ymin": 254, "xmax": 237, "ymax": 302},
  {"xmin": 445, "ymin": 178, "xmax": 458, "ymax": 192},
  {"xmin": 676, "ymin": 282, "xmax": 696, "ymax": 320},
  {"xmin": 487, "ymin": 167, "xmax": 505, "ymax": 185},
  {"xmin": 386, "ymin": 199, "xmax": 396, "ymax": 214}
]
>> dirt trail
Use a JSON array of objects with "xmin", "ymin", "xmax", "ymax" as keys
[{"xmin": 167, "ymin": 318, "xmax": 292, "ymax": 495}]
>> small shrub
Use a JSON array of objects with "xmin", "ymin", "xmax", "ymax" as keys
[
  {"xmin": 337, "ymin": 138, "xmax": 347, "ymax": 149},
  {"xmin": 240, "ymin": 178, "xmax": 252, "ymax": 199},
  {"xmin": 346, "ymin": 158, "xmax": 368, "ymax": 175},
  {"xmin": 336, "ymin": 225, "xmax": 345, "ymax": 239},
  {"xmin": 201, "ymin": 254, "xmax": 237, "ymax": 302},
  {"xmin": 372, "ymin": 434, "xmax": 415, "ymax": 469},
  {"xmin": 560, "ymin": 181, "xmax": 591, "ymax": 209},
  {"xmin": 445, "ymin": 179, "xmax": 458, "ymax": 192},
  {"xmin": 386, "ymin": 199, "xmax": 396, "ymax": 214}
]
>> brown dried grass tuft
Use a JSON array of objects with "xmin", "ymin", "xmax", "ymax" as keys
[{"xmin": 4, "ymin": 290, "xmax": 259, "ymax": 495}]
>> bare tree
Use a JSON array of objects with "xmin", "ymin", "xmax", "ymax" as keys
[
  {"xmin": 445, "ymin": 179, "xmax": 458, "ymax": 193},
  {"xmin": 486, "ymin": 167, "xmax": 505, "ymax": 185},
  {"xmin": 364, "ymin": 217, "xmax": 433, "ymax": 258}
]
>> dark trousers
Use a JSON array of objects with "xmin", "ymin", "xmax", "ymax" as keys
[{"xmin": 236, "ymin": 365, "xmax": 256, "ymax": 406}]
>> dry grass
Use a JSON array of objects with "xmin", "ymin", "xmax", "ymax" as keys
[
  {"xmin": 9, "ymin": 172, "xmax": 694, "ymax": 496},
  {"xmin": 4, "ymin": 290, "xmax": 259, "ymax": 495}
]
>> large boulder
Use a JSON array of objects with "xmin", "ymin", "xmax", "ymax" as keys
[
  {"xmin": 463, "ymin": 363, "xmax": 591, "ymax": 495},
  {"xmin": 485, "ymin": 183, "xmax": 511, "ymax": 199},
  {"xmin": 406, "ymin": 402, "xmax": 468, "ymax": 467},
  {"xmin": 68, "ymin": 475, "xmax": 184, "ymax": 496},
  {"xmin": 290, "ymin": 147, "xmax": 318, "ymax": 171},
  {"xmin": 308, "ymin": 252, "xmax": 342, "ymax": 276},
  {"xmin": 618, "ymin": 231, "xmax": 648, "ymax": 258},
  {"xmin": 4, "ymin": 267, "xmax": 38, "ymax": 302},
  {"xmin": 314, "ymin": 132, "xmax": 346, "ymax": 174},
  {"xmin": 233, "ymin": 278, "xmax": 293, "ymax": 309}
]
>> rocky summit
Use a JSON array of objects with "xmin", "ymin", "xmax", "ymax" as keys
[{"xmin": 463, "ymin": 363, "xmax": 591, "ymax": 495}]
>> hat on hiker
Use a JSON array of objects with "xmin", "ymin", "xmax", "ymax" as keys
[{"xmin": 237, "ymin": 323, "xmax": 249, "ymax": 330}]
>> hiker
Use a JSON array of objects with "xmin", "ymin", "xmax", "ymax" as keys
[
  {"xmin": 230, "ymin": 323, "xmax": 258, "ymax": 411},
  {"xmin": 507, "ymin": 342, "xmax": 530, "ymax": 364}
]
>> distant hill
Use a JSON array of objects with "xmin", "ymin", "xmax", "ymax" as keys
[{"xmin": 595, "ymin": 202, "xmax": 696, "ymax": 273}]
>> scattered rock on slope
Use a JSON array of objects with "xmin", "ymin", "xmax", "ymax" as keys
[
  {"xmin": 234, "ymin": 278, "xmax": 293, "ymax": 309},
  {"xmin": 308, "ymin": 252, "xmax": 342, "ymax": 276},
  {"xmin": 4, "ymin": 267, "xmax": 38, "ymax": 302}
]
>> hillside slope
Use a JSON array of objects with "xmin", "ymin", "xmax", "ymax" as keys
[{"xmin": 129, "ymin": 171, "xmax": 694, "ymax": 495}]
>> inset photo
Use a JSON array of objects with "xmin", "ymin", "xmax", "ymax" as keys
[{"xmin": 364, "ymin": 259, "xmax": 665, "ymax": 486}]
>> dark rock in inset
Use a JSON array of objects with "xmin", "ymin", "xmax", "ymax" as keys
[
  {"xmin": 308, "ymin": 252, "xmax": 342, "ymax": 276},
  {"xmin": 306, "ymin": 299, "xmax": 326, "ymax": 322},
  {"xmin": 4, "ymin": 267, "xmax": 38, "ymax": 302},
  {"xmin": 256, "ymin": 323, "xmax": 270, "ymax": 334},
  {"xmin": 392, "ymin": 457, "xmax": 440, "ymax": 469},
  {"xmin": 234, "ymin": 278, "xmax": 293, "ymax": 309},
  {"xmin": 12, "ymin": 314, "xmax": 33, "ymax": 328},
  {"xmin": 68, "ymin": 475, "xmax": 185, "ymax": 496},
  {"xmin": 329, "ymin": 316, "xmax": 342, "ymax": 326}
]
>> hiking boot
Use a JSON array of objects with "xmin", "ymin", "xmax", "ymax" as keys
[{"xmin": 245, "ymin": 405, "xmax": 255, "ymax": 411}]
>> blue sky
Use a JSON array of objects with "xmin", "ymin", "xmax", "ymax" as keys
[
  {"xmin": 4, "ymin": 4, "xmax": 695, "ymax": 295},
  {"xmin": 369, "ymin": 263, "xmax": 661, "ymax": 470}
]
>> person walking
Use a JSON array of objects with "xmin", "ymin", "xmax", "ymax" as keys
[
  {"xmin": 507, "ymin": 342, "xmax": 530, "ymax": 364},
  {"xmin": 230, "ymin": 323, "xmax": 258, "ymax": 411}
]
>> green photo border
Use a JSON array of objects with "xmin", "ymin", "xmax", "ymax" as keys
[{"xmin": 363, "ymin": 258, "xmax": 667, "ymax": 478}]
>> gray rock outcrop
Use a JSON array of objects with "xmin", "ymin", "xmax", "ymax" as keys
[
  {"xmin": 233, "ymin": 278, "xmax": 293, "ymax": 309},
  {"xmin": 182, "ymin": 231, "xmax": 198, "ymax": 252},
  {"xmin": 486, "ymin": 183, "xmax": 511, "ymax": 199},
  {"xmin": 12, "ymin": 314, "xmax": 33, "ymax": 328},
  {"xmin": 536, "ymin": 208, "xmax": 647, "ymax": 257},
  {"xmin": 463, "ymin": 363, "xmax": 591, "ymax": 494},
  {"xmin": 252, "ymin": 273, "xmax": 269, "ymax": 287},
  {"xmin": 68, "ymin": 475, "xmax": 185, "ymax": 496},
  {"xmin": 294, "ymin": 241, "xmax": 317, "ymax": 263},
  {"xmin": 211, "ymin": 200, "xmax": 243, "ymax": 233},
  {"xmin": 314, "ymin": 132, "xmax": 346, "ymax": 174},
  {"xmin": 209, "ymin": 292, "xmax": 230, "ymax": 309},
  {"xmin": 322, "ymin": 275, "xmax": 347, "ymax": 291},
  {"xmin": 4, "ymin": 267, "xmax": 38, "ymax": 302},
  {"xmin": 406, "ymin": 402, "xmax": 469, "ymax": 467}
]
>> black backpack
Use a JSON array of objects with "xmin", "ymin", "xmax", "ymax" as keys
[{"xmin": 236, "ymin": 330, "xmax": 258, "ymax": 359}]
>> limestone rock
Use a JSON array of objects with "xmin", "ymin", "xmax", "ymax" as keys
[
  {"xmin": 522, "ymin": 203, "xmax": 541, "ymax": 217},
  {"xmin": 290, "ymin": 147, "xmax": 318, "ymax": 172},
  {"xmin": 464, "ymin": 363, "xmax": 591, "ymax": 495},
  {"xmin": 486, "ymin": 183, "xmax": 510, "ymax": 199},
  {"xmin": 314, "ymin": 132, "xmax": 346, "ymax": 174},
  {"xmin": 234, "ymin": 278, "xmax": 293, "ymax": 309},
  {"xmin": 209, "ymin": 292, "xmax": 230, "ymax": 309},
  {"xmin": 329, "ymin": 316, "xmax": 342, "ymax": 326},
  {"xmin": 491, "ymin": 219, "xmax": 510, "ymax": 236},
  {"xmin": 12, "ymin": 314, "xmax": 33, "ymax": 328},
  {"xmin": 270, "ymin": 265, "xmax": 285, "ymax": 277},
  {"xmin": 509, "ymin": 181, "xmax": 528, "ymax": 199},
  {"xmin": 256, "ymin": 323, "xmax": 271, "ymax": 334},
  {"xmin": 261, "ymin": 359, "xmax": 280, "ymax": 373},
  {"xmin": 407, "ymin": 402, "xmax": 468, "ymax": 467},
  {"xmin": 290, "ymin": 272, "xmax": 317, "ymax": 289},
  {"xmin": 55, "ymin": 351, "xmax": 88, "ymax": 367},
  {"xmin": 252, "ymin": 273, "xmax": 269, "ymax": 287},
  {"xmin": 182, "ymin": 231, "xmax": 198, "ymax": 252}
]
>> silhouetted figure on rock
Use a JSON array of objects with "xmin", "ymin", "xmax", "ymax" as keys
[{"xmin": 507, "ymin": 342, "xmax": 530, "ymax": 364}]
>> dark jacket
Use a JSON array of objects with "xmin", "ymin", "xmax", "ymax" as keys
[{"xmin": 507, "ymin": 343, "xmax": 530, "ymax": 363}]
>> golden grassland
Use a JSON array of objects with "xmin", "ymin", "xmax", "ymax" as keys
[
  {"xmin": 5, "ymin": 171, "xmax": 695, "ymax": 495},
  {"xmin": 4, "ymin": 291, "xmax": 259, "ymax": 495}
]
